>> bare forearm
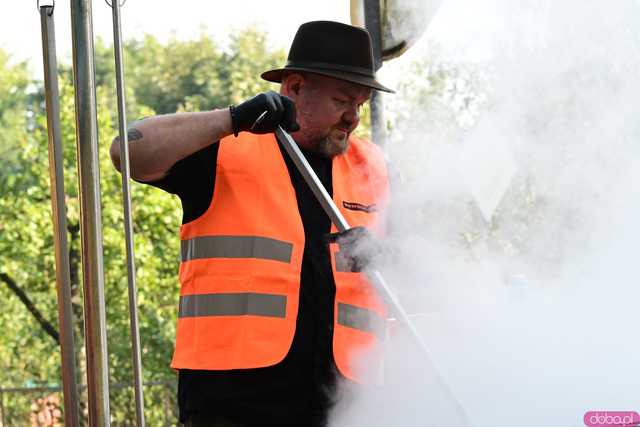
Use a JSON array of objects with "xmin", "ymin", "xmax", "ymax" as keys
[{"xmin": 110, "ymin": 108, "xmax": 232, "ymax": 182}]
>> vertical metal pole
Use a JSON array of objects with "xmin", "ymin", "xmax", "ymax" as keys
[
  {"xmin": 364, "ymin": 0, "xmax": 386, "ymax": 146},
  {"xmin": 110, "ymin": 1, "xmax": 145, "ymax": 425},
  {"xmin": 69, "ymin": 0, "xmax": 110, "ymax": 425},
  {"xmin": 39, "ymin": 5, "xmax": 81, "ymax": 427}
]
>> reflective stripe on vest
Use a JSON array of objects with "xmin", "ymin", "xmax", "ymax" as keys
[
  {"xmin": 181, "ymin": 235, "xmax": 293, "ymax": 263},
  {"xmin": 179, "ymin": 292, "xmax": 287, "ymax": 318},
  {"xmin": 337, "ymin": 303, "xmax": 385, "ymax": 337},
  {"xmin": 178, "ymin": 295, "xmax": 380, "ymax": 336}
]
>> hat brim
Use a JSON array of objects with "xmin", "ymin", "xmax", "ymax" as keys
[{"xmin": 261, "ymin": 67, "xmax": 395, "ymax": 94}]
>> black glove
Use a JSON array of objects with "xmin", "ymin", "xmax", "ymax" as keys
[
  {"xmin": 327, "ymin": 227, "xmax": 383, "ymax": 272},
  {"xmin": 229, "ymin": 91, "xmax": 300, "ymax": 136}
]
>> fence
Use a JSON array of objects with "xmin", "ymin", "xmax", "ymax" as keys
[{"xmin": 0, "ymin": 381, "xmax": 177, "ymax": 427}]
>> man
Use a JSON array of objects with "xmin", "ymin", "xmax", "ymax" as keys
[{"xmin": 111, "ymin": 21, "xmax": 393, "ymax": 427}]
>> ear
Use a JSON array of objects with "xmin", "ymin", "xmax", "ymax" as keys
[{"xmin": 281, "ymin": 73, "xmax": 306, "ymax": 98}]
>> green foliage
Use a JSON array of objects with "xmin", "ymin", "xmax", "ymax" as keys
[
  {"xmin": 0, "ymin": 51, "xmax": 31, "ymax": 177},
  {"xmin": 0, "ymin": 54, "xmax": 72, "ymax": 425},
  {"xmin": 120, "ymin": 29, "xmax": 285, "ymax": 114},
  {"xmin": 124, "ymin": 33, "xmax": 225, "ymax": 115},
  {"xmin": 221, "ymin": 28, "xmax": 286, "ymax": 105},
  {"xmin": 0, "ymin": 63, "xmax": 182, "ymax": 424}
]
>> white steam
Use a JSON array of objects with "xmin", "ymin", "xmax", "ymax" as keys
[{"xmin": 331, "ymin": 1, "xmax": 640, "ymax": 426}]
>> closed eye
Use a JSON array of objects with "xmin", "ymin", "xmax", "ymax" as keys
[{"xmin": 333, "ymin": 97, "xmax": 349, "ymax": 106}]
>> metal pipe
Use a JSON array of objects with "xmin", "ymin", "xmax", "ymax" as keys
[
  {"xmin": 368, "ymin": 91, "xmax": 385, "ymax": 146},
  {"xmin": 275, "ymin": 125, "xmax": 469, "ymax": 424},
  {"xmin": 39, "ymin": 5, "xmax": 81, "ymax": 427},
  {"xmin": 364, "ymin": 0, "xmax": 386, "ymax": 146},
  {"xmin": 109, "ymin": 0, "xmax": 145, "ymax": 425},
  {"xmin": 69, "ymin": 0, "xmax": 110, "ymax": 425},
  {"xmin": 276, "ymin": 127, "xmax": 350, "ymax": 230}
]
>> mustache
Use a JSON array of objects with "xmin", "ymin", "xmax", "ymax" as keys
[{"xmin": 337, "ymin": 121, "xmax": 354, "ymax": 132}]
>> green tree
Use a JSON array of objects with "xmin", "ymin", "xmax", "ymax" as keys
[
  {"xmin": 0, "ymin": 50, "xmax": 31, "ymax": 176},
  {"xmin": 0, "ymin": 65, "xmax": 182, "ymax": 424},
  {"xmin": 220, "ymin": 27, "xmax": 286, "ymax": 105},
  {"xmin": 0, "ymin": 53, "xmax": 76, "ymax": 423},
  {"xmin": 124, "ymin": 33, "xmax": 226, "ymax": 114}
]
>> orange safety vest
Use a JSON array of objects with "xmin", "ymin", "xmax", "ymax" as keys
[{"xmin": 171, "ymin": 131, "xmax": 389, "ymax": 383}]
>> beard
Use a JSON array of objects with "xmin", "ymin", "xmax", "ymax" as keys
[{"xmin": 311, "ymin": 132, "xmax": 350, "ymax": 158}]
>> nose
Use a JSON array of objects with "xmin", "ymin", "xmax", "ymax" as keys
[{"xmin": 342, "ymin": 104, "xmax": 359, "ymax": 128}]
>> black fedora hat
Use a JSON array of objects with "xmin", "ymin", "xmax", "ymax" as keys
[{"xmin": 261, "ymin": 21, "xmax": 394, "ymax": 93}]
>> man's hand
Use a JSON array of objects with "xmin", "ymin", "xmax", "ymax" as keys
[
  {"xmin": 229, "ymin": 91, "xmax": 300, "ymax": 136},
  {"xmin": 328, "ymin": 227, "xmax": 384, "ymax": 272}
]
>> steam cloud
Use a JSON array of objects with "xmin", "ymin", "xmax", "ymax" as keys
[{"xmin": 331, "ymin": 1, "xmax": 640, "ymax": 426}]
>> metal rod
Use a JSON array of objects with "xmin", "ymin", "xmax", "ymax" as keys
[
  {"xmin": 274, "ymin": 125, "xmax": 469, "ymax": 424},
  {"xmin": 275, "ymin": 127, "xmax": 349, "ymax": 230},
  {"xmin": 39, "ymin": 6, "xmax": 81, "ymax": 427},
  {"xmin": 69, "ymin": 0, "xmax": 110, "ymax": 425},
  {"xmin": 364, "ymin": 0, "xmax": 386, "ymax": 146},
  {"xmin": 369, "ymin": 91, "xmax": 385, "ymax": 146},
  {"xmin": 110, "ymin": 0, "xmax": 145, "ymax": 425}
]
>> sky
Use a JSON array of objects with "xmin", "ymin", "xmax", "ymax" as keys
[
  {"xmin": 0, "ymin": 0, "xmax": 481, "ymax": 80},
  {"xmin": 2, "ymin": 0, "xmax": 348, "ymax": 77}
]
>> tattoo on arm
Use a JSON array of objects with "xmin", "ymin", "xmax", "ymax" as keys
[
  {"xmin": 127, "ymin": 128, "xmax": 143, "ymax": 141},
  {"xmin": 114, "ymin": 128, "xmax": 143, "ymax": 144}
]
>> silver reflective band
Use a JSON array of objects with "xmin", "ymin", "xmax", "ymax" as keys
[
  {"xmin": 179, "ymin": 293, "xmax": 287, "ymax": 318},
  {"xmin": 337, "ymin": 303, "xmax": 384, "ymax": 336},
  {"xmin": 181, "ymin": 236, "xmax": 293, "ymax": 263}
]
